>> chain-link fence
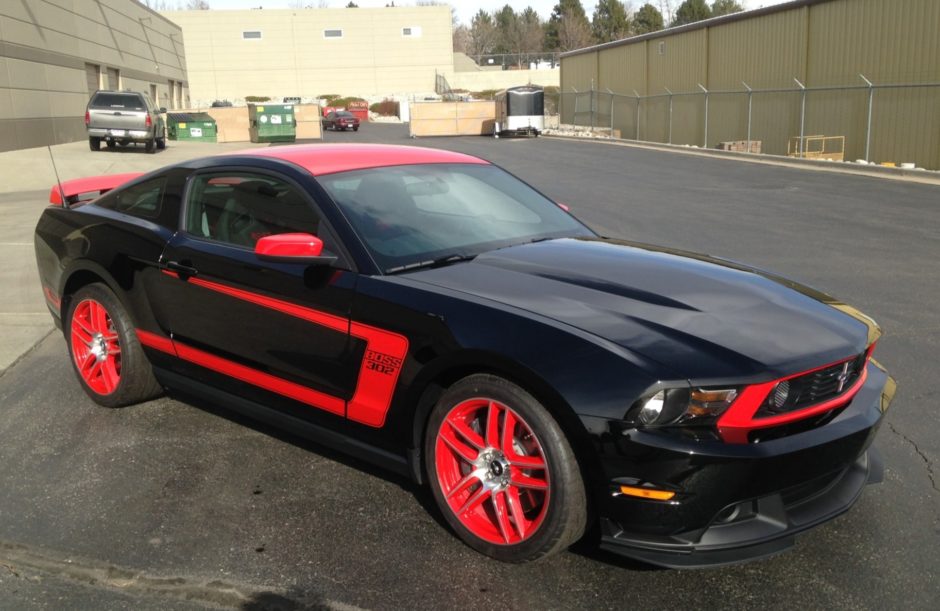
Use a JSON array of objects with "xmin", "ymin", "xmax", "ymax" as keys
[{"xmin": 558, "ymin": 79, "xmax": 940, "ymax": 170}]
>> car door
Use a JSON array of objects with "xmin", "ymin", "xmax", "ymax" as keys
[{"xmin": 151, "ymin": 166, "xmax": 361, "ymax": 424}]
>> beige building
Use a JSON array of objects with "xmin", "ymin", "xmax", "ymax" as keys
[
  {"xmin": 0, "ymin": 0, "xmax": 189, "ymax": 152},
  {"xmin": 560, "ymin": 0, "xmax": 940, "ymax": 169},
  {"xmin": 166, "ymin": 6, "xmax": 455, "ymax": 106}
]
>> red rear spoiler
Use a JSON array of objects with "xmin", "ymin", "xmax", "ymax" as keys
[{"xmin": 49, "ymin": 172, "xmax": 144, "ymax": 206}]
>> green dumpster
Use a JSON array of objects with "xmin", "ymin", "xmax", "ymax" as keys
[
  {"xmin": 248, "ymin": 104, "xmax": 296, "ymax": 143},
  {"xmin": 166, "ymin": 112, "xmax": 218, "ymax": 142}
]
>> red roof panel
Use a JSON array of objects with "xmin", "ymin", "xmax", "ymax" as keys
[{"xmin": 230, "ymin": 144, "xmax": 489, "ymax": 176}]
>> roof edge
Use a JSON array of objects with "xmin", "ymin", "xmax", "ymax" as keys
[{"xmin": 561, "ymin": 0, "xmax": 835, "ymax": 59}]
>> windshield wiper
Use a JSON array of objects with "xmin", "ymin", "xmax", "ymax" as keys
[{"xmin": 386, "ymin": 253, "xmax": 477, "ymax": 274}]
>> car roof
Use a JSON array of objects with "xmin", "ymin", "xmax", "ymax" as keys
[{"xmin": 231, "ymin": 144, "xmax": 490, "ymax": 176}]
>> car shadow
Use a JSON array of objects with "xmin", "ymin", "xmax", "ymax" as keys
[
  {"xmin": 164, "ymin": 387, "xmax": 667, "ymax": 572},
  {"xmin": 96, "ymin": 145, "xmax": 167, "ymax": 155}
]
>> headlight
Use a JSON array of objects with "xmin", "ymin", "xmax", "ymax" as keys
[{"xmin": 630, "ymin": 387, "xmax": 739, "ymax": 426}]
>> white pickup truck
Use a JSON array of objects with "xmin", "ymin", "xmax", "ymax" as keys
[{"xmin": 85, "ymin": 91, "xmax": 167, "ymax": 154}]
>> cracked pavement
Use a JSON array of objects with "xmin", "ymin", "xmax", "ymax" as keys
[{"xmin": 0, "ymin": 124, "xmax": 938, "ymax": 608}]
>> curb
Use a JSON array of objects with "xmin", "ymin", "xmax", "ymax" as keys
[{"xmin": 542, "ymin": 134, "xmax": 940, "ymax": 186}]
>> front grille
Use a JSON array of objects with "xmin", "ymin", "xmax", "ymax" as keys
[{"xmin": 756, "ymin": 352, "xmax": 867, "ymax": 418}]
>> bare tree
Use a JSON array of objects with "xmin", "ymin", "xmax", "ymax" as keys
[
  {"xmin": 185, "ymin": 0, "xmax": 210, "ymax": 9},
  {"xmin": 453, "ymin": 24, "xmax": 470, "ymax": 54},
  {"xmin": 658, "ymin": 0, "xmax": 676, "ymax": 24},
  {"xmin": 519, "ymin": 7, "xmax": 544, "ymax": 54},
  {"xmin": 556, "ymin": 8, "xmax": 592, "ymax": 51},
  {"xmin": 468, "ymin": 9, "xmax": 499, "ymax": 58}
]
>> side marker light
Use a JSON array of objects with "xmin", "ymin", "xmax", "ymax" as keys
[{"xmin": 618, "ymin": 485, "xmax": 676, "ymax": 501}]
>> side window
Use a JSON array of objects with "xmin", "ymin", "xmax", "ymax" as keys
[
  {"xmin": 97, "ymin": 177, "xmax": 165, "ymax": 219},
  {"xmin": 185, "ymin": 172, "xmax": 322, "ymax": 249}
]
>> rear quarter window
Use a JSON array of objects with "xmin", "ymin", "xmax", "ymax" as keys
[
  {"xmin": 90, "ymin": 93, "xmax": 146, "ymax": 110},
  {"xmin": 95, "ymin": 177, "xmax": 166, "ymax": 220}
]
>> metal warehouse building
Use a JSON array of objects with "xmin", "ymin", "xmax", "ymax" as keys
[
  {"xmin": 165, "ymin": 6, "xmax": 454, "ymax": 107},
  {"xmin": 560, "ymin": 0, "xmax": 940, "ymax": 170},
  {"xmin": 0, "ymin": 0, "xmax": 189, "ymax": 152}
]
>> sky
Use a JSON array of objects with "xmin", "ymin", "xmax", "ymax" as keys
[{"xmin": 193, "ymin": 1, "xmax": 793, "ymax": 27}]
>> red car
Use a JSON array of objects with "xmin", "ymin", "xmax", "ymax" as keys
[{"xmin": 323, "ymin": 110, "xmax": 360, "ymax": 131}]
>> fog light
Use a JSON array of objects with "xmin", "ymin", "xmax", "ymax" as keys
[{"xmin": 638, "ymin": 390, "xmax": 665, "ymax": 424}]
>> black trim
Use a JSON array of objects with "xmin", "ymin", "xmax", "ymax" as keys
[
  {"xmin": 599, "ymin": 448, "xmax": 883, "ymax": 569},
  {"xmin": 154, "ymin": 368, "xmax": 413, "ymax": 479}
]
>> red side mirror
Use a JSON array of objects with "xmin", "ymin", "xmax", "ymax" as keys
[{"xmin": 255, "ymin": 233, "xmax": 330, "ymax": 262}]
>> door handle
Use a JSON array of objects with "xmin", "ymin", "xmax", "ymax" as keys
[{"xmin": 164, "ymin": 260, "xmax": 198, "ymax": 276}]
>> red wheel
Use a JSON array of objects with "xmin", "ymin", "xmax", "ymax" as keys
[
  {"xmin": 435, "ymin": 398, "xmax": 550, "ymax": 545},
  {"xmin": 65, "ymin": 283, "xmax": 162, "ymax": 407},
  {"xmin": 69, "ymin": 298, "xmax": 122, "ymax": 395},
  {"xmin": 426, "ymin": 374, "xmax": 586, "ymax": 562}
]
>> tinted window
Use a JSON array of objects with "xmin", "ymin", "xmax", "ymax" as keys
[
  {"xmin": 336, "ymin": 111, "xmax": 354, "ymax": 117},
  {"xmin": 185, "ymin": 172, "xmax": 322, "ymax": 249},
  {"xmin": 319, "ymin": 164, "xmax": 593, "ymax": 272},
  {"xmin": 97, "ymin": 177, "xmax": 165, "ymax": 219},
  {"xmin": 90, "ymin": 93, "xmax": 146, "ymax": 110}
]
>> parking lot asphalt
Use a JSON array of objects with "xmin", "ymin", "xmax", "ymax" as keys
[{"xmin": 1, "ymin": 123, "xmax": 938, "ymax": 609}]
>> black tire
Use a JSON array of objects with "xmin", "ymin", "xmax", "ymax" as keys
[
  {"xmin": 425, "ymin": 374, "xmax": 587, "ymax": 563},
  {"xmin": 89, "ymin": 137, "xmax": 100, "ymax": 151},
  {"xmin": 65, "ymin": 283, "xmax": 162, "ymax": 408},
  {"xmin": 156, "ymin": 137, "xmax": 166, "ymax": 150},
  {"xmin": 145, "ymin": 137, "xmax": 155, "ymax": 154},
  {"xmin": 106, "ymin": 140, "xmax": 116, "ymax": 150},
  {"xmin": 353, "ymin": 126, "xmax": 359, "ymax": 132}
]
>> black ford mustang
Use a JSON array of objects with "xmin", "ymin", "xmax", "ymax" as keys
[{"xmin": 34, "ymin": 144, "xmax": 895, "ymax": 567}]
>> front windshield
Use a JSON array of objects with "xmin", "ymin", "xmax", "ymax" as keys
[{"xmin": 318, "ymin": 163, "xmax": 594, "ymax": 272}]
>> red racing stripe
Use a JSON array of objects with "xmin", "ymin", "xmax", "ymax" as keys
[
  {"xmin": 173, "ymin": 341, "xmax": 346, "ymax": 416},
  {"xmin": 137, "ymin": 329, "xmax": 178, "ymax": 356},
  {"xmin": 186, "ymin": 276, "xmax": 348, "ymax": 333},
  {"xmin": 152, "ymin": 273, "xmax": 410, "ymax": 427}
]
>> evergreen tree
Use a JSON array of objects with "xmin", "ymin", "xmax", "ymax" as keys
[
  {"xmin": 592, "ymin": 0, "xmax": 631, "ymax": 44},
  {"xmin": 710, "ymin": 0, "xmax": 744, "ymax": 17},
  {"xmin": 494, "ymin": 5, "xmax": 520, "ymax": 55},
  {"xmin": 545, "ymin": 0, "xmax": 591, "ymax": 51},
  {"xmin": 468, "ymin": 9, "xmax": 498, "ymax": 57},
  {"xmin": 633, "ymin": 3, "xmax": 665, "ymax": 34},
  {"xmin": 672, "ymin": 0, "xmax": 711, "ymax": 26},
  {"xmin": 519, "ymin": 7, "xmax": 544, "ymax": 54}
]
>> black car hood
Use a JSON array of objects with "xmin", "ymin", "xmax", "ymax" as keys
[{"xmin": 405, "ymin": 238, "xmax": 876, "ymax": 381}]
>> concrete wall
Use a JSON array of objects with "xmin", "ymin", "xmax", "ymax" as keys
[
  {"xmin": 166, "ymin": 6, "xmax": 453, "ymax": 106},
  {"xmin": 448, "ymin": 69, "xmax": 559, "ymax": 94},
  {"xmin": 561, "ymin": 0, "xmax": 940, "ymax": 169},
  {"xmin": 0, "ymin": 0, "xmax": 189, "ymax": 152}
]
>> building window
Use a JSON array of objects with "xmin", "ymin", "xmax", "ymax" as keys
[
  {"xmin": 324, "ymin": 29, "xmax": 343, "ymax": 38},
  {"xmin": 402, "ymin": 26, "xmax": 422, "ymax": 37},
  {"xmin": 243, "ymin": 31, "xmax": 262, "ymax": 39}
]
